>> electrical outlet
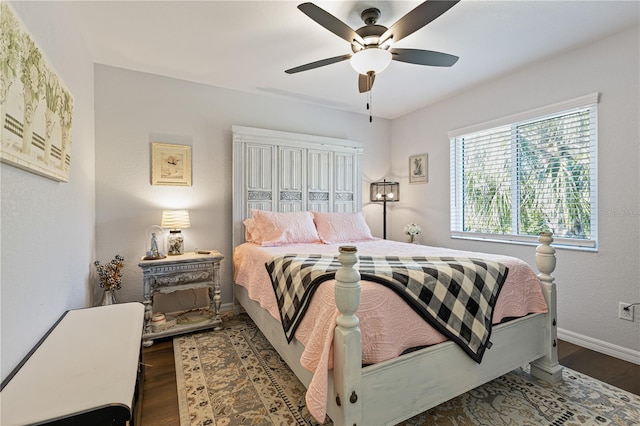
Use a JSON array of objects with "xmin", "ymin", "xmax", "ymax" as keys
[{"xmin": 619, "ymin": 302, "xmax": 634, "ymax": 321}]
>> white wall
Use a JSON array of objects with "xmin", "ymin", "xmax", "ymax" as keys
[
  {"xmin": 390, "ymin": 25, "xmax": 640, "ymax": 359},
  {"xmin": 93, "ymin": 65, "xmax": 391, "ymax": 307},
  {"xmin": 0, "ymin": 2, "xmax": 96, "ymax": 380}
]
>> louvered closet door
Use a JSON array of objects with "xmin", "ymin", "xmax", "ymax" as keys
[
  {"xmin": 246, "ymin": 144, "xmax": 275, "ymax": 212},
  {"xmin": 334, "ymin": 152, "xmax": 356, "ymax": 212},
  {"xmin": 308, "ymin": 150, "xmax": 331, "ymax": 212},
  {"xmin": 278, "ymin": 147, "xmax": 305, "ymax": 212}
]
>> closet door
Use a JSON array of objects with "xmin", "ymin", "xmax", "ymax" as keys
[
  {"xmin": 278, "ymin": 147, "xmax": 304, "ymax": 212},
  {"xmin": 334, "ymin": 152, "xmax": 357, "ymax": 212},
  {"xmin": 308, "ymin": 149, "xmax": 331, "ymax": 212},
  {"xmin": 246, "ymin": 144, "xmax": 275, "ymax": 212}
]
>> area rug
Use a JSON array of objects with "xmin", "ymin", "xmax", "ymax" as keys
[{"xmin": 174, "ymin": 313, "xmax": 640, "ymax": 425}]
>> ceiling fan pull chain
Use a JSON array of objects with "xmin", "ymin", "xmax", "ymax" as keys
[{"xmin": 369, "ymin": 90, "xmax": 373, "ymax": 123}]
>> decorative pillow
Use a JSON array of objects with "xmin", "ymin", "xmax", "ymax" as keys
[
  {"xmin": 250, "ymin": 209, "xmax": 320, "ymax": 246},
  {"xmin": 312, "ymin": 211, "xmax": 375, "ymax": 244}
]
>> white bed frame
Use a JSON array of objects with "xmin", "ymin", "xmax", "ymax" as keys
[{"xmin": 232, "ymin": 126, "xmax": 563, "ymax": 425}]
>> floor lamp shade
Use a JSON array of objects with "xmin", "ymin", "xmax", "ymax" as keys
[
  {"xmin": 370, "ymin": 180, "xmax": 399, "ymax": 239},
  {"xmin": 370, "ymin": 180, "xmax": 400, "ymax": 203}
]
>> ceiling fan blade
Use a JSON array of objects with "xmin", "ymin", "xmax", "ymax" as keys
[
  {"xmin": 358, "ymin": 73, "xmax": 375, "ymax": 93},
  {"xmin": 380, "ymin": 1, "xmax": 460, "ymax": 45},
  {"xmin": 391, "ymin": 48, "xmax": 459, "ymax": 67},
  {"xmin": 285, "ymin": 54, "xmax": 352, "ymax": 74},
  {"xmin": 298, "ymin": 2, "xmax": 365, "ymax": 46}
]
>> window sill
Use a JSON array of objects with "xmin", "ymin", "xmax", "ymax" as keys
[{"xmin": 450, "ymin": 232, "xmax": 598, "ymax": 252}]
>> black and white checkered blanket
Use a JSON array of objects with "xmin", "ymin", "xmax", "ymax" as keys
[{"xmin": 265, "ymin": 254, "xmax": 509, "ymax": 363}]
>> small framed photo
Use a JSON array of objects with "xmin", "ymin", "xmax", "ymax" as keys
[
  {"xmin": 151, "ymin": 142, "xmax": 192, "ymax": 186},
  {"xmin": 409, "ymin": 153, "xmax": 428, "ymax": 184}
]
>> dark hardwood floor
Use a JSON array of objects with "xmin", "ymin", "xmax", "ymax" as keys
[
  {"xmin": 141, "ymin": 339, "xmax": 181, "ymax": 426},
  {"xmin": 557, "ymin": 340, "xmax": 640, "ymax": 395},
  {"xmin": 140, "ymin": 338, "xmax": 640, "ymax": 425}
]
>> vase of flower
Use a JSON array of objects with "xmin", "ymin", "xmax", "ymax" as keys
[
  {"xmin": 94, "ymin": 255, "xmax": 124, "ymax": 306},
  {"xmin": 403, "ymin": 223, "xmax": 422, "ymax": 244},
  {"xmin": 101, "ymin": 288, "xmax": 119, "ymax": 306}
]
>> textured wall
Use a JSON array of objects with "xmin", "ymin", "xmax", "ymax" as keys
[{"xmin": 1, "ymin": 2, "xmax": 96, "ymax": 380}]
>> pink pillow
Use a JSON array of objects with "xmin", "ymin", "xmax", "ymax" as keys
[
  {"xmin": 250, "ymin": 210, "xmax": 320, "ymax": 246},
  {"xmin": 312, "ymin": 211, "xmax": 375, "ymax": 244},
  {"xmin": 243, "ymin": 218, "xmax": 261, "ymax": 243}
]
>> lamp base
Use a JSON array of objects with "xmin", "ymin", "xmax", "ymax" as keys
[{"xmin": 167, "ymin": 230, "xmax": 184, "ymax": 255}]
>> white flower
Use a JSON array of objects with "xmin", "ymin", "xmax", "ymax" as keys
[
  {"xmin": 403, "ymin": 223, "xmax": 422, "ymax": 236},
  {"xmin": 94, "ymin": 255, "xmax": 125, "ymax": 291}
]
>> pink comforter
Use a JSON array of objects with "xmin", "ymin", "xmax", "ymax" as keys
[{"xmin": 233, "ymin": 240, "xmax": 548, "ymax": 422}]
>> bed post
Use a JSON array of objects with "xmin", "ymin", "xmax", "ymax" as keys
[
  {"xmin": 333, "ymin": 246, "xmax": 362, "ymax": 426},
  {"xmin": 530, "ymin": 232, "xmax": 564, "ymax": 383}
]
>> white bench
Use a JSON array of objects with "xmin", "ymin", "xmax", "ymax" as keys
[{"xmin": 0, "ymin": 303, "xmax": 144, "ymax": 425}]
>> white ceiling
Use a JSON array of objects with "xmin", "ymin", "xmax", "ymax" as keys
[{"xmin": 63, "ymin": 0, "xmax": 639, "ymax": 119}]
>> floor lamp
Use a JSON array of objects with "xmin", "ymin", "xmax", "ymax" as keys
[{"xmin": 370, "ymin": 179, "xmax": 400, "ymax": 239}]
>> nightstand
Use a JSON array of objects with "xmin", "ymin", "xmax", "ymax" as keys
[{"xmin": 138, "ymin": 250, "xmax": 223, "ymax": 346}]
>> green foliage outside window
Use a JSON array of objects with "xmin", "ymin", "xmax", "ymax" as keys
[{"xmin": 457, "ymin": 108, "xmax": 594, "ymax": 243}]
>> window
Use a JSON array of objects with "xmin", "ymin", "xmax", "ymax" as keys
[{"xmin": 449, "ymin": 94, "xmax": 598, "ymax": 249}]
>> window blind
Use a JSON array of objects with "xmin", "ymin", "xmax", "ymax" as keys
[{"xmin": 450, "ymin": 94, "xmax": 598, "ymax": 249}]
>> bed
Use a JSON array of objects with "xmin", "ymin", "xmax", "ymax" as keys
[{"xmin": 231, "ymin": 126, "xmax": 563, "ymax": 425}]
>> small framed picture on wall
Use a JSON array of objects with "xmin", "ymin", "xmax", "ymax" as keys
[
  {"xmin": 409, "ymin": 153, "xmax": 428, "ymax": 184},
  {"xmin": 151, "ymin": 142, "xmax": 192, "ymax": 186}
]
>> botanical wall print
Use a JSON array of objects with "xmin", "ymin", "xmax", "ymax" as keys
[
  {"xmin": 409, "ymin": 153, "xmax": 428, "ymax": 184},
  {"xmin": 0, "ymin": 3, "xmax": 74, "ymax": 182},
  {"xmin": 151, "ymin": 142, "xmax": 192, "ymax": 186}
]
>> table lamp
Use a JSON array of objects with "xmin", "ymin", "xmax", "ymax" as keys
[{"xmin": 161, "ymin": 209, "xmax": 190, "ymax": 255}]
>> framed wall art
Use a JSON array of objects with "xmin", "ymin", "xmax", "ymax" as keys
[
  {"xmin": 409, "ymin": 153, "xmax": 428, "ymax": 184},
  {"xmin": 0, "ymin": 3, "xmax": 74, "ymax": 182},
  {"xmin": 151, "ymin": 142, "xmax": 192, "ymax": 186}
]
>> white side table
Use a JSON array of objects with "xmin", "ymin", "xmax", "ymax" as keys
[{"xmin": 138, "ymin": 250, "xmax": 223, "ymax": 346}]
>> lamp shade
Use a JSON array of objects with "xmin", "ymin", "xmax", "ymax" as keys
[
  {"xmin": 161, "ymin": 209, "xmax": 191, "ymax": 229},
  {"xmin": 370, "ymin": 180, "xmax": 400, "ymax": 202},
  {"xmin": 350, "ymin": 48, "xmax": 392, "ymax": 75}
]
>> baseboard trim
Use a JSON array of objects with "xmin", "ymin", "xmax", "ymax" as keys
[
  {"xmin": 220, "ymin": 302, "xmax": 235, "ymax": 313},
  {"xmin": 558, "ymin": 328, "xmax": 640, "ymax": 365}
]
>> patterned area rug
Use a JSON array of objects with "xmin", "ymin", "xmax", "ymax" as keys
[{"xmin": 174, "ymin": 313, "xmax": 640, "ymax": 425}]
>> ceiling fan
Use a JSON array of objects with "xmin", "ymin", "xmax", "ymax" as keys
[{"xmin": 285, "ymin": 1, "xmax": 460, "ymax": 94}]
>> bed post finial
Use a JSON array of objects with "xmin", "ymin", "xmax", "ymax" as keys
[
  {"xmin": 335, "ymin": 246, "xmax": 361, "ymax": 328},
  {"xmin": 333, "ymin": 245, "xmax": 362, "ymax": 425},
  {"xmin": 531, "ymin": 232, "xmax": 563, "ymax": 383},
  {"xmin": 535, "ymin": 231, "xmax": 556, "ymax": 283}
]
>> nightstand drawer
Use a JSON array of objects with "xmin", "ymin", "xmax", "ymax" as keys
[{"xmin": 149, "ymin": 266, "xmax": 213, "ymax": 288}]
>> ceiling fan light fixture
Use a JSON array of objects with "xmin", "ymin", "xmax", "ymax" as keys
[
  {"xmin": 379, "ymin": 35, "xmax": 393, "ymax": 49},
  {"xmin": 362, "ymin": 35, "xmax": 380, "ymax": 46},
  {"xmin": 350, "ymin": 48, "xmax": 392, "ymax": 75}
]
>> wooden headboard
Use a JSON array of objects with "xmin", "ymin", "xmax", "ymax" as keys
[{"xmin": 232, "ymin": 125, "xmax": 364, "ymax": 249}]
